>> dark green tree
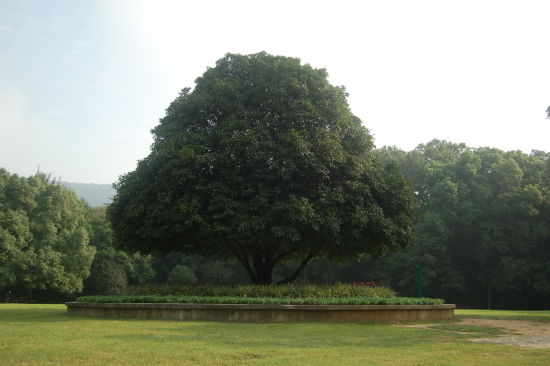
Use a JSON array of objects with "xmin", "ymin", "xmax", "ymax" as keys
[
  {"xmin": 83, "ymin": 251, "xmax": 128, "ymax": 295},
  {"xmin": 0, "ymin": 169, "xmax": 95, "ymax": 297},
  {"xmin": 372, "ymin": 141, "xmax": 550, "ymax": 308},
  {"xmin": 83, "ymin": 207, "xmax": 155, "ymax": 295},
  {"xmin": 108, "ymin": 52, "xmax": 414, "ymax": 284}
]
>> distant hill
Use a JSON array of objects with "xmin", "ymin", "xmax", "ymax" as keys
[{"xmin": 61, "ymin": 182, "xmax": 115, "ymax": 207}]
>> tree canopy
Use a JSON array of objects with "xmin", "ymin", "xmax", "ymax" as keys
[
  {"xmin": 369, "ymin": 141, "xmax": 550, "ymax": 308},
  {"xmin": 0, "ymin": 169, "xmax": 96, "ymax": 295},
  {"xmin": 108, "ymin": 52, "xmax": 414, "ymax": 284}
]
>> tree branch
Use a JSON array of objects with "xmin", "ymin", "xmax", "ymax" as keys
[
  {"xmin": 273, "ymin": 247, "xmax": 299, "ymax": 264},
  {"xmin": 230, "ymin": 246, "xmax": 258, "ymax": 283},
  {"xmin": 276, "ymin": 249, "xmax": 319, "ymax": 285}
]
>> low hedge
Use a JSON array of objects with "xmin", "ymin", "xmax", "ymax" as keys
[
  {"xmin": 75, "ymin": 295, "xmax": 445, "ymax": 305},
  {"xmin": 123, "ymin": 283, "xmax": 396, "ymax": 299}
]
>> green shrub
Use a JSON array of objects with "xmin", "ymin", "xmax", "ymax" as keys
[
  {"xmin": 83, "ymin": 254, "xmax": 127, "ymax": 295},
  {"xmin": 197, "ymin": 261, "xmax": 234, "ymax": 285},
  {"xmin": 166, "ymin": 265, "xmax": 197, "ymax": 286},
  {"xmin": 124, "ymin": 283, "xmax": 396, "ymax": 298},
  {"xmin": 76, "ymin": 294, "xmax": 445, "ymax": 305}
]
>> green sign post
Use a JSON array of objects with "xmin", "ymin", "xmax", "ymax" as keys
[{"xmin": 416, "ymin": 264, "xmax": 423, "ymax": 298}]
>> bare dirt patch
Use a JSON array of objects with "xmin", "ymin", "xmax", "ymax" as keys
[
  {"xmin": 461, "ymin": 318, "xmax": 550, "ymax": 349},
  {"xmin": 400, "ymin": 318, "xmax": 550, "ymax": 348}
]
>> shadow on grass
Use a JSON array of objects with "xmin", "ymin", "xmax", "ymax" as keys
[
  {"xmin": 0, "ymin": 307, "xmax": 77, "ymax": 323},
  {"xmin": 102, "ymin": 322, "xmax": 459, "ymax": 349}
]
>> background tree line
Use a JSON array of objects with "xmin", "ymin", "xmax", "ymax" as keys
[
  {"xmin": 1, "ymin": 138, "xmax": 549, "ymax": 309},
  {"xmin": 301, "ymin": 140, "xmax": 549, "ymax": 309}
]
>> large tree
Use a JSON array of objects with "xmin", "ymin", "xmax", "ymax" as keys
[
  {"xmin": 108, "ymin": 52, "xmax": 414, "ymax": 284},
  {"xmin": 0, "ymin": 169, "xmax": 96, "ymax": 296}
]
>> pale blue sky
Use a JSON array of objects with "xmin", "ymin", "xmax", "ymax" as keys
[{"xmin": 1, "ymin": 0, "xmax": 549, "ymax": 183}]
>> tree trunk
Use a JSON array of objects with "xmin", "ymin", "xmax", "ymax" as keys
[
  {"xmin": 232, "ymin": 247, "xmax": 318, "ymax": 285},
  {"xmin": 251, "ymin": 250, "xmax": 274, "ymax": 284},
  {"xmin": 276, "ymin": 250, "xmax": 318, "ymax": 284},
  {"xmin": 254, "ymin": 269, "xmax": 274, "ymax": 285}
]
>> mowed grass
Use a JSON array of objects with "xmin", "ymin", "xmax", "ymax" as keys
[
  {"xmin": 0, "ymin": 304, "xmax": 548, "ymax": 366},
  {"xmin": 456, "ymin": 309, "xmax": 550, "ymax": 322}
]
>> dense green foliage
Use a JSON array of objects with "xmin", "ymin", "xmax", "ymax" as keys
[
  {"xmin": 108, "ymin": 52, "xmax": 414, "ymax": 284},
  {"xmin": 135, "ymin": 141, "xmax": 549, "ymax": 309},
  {"xmin": 148, "ymin": 252, "xmax": 246, "ymax": 285},
  {"xmin": 373, "ymin": 141, "xmax": 550, "ymax": 308},
  {"xmin": 75, "ymin": 294, "xmax": 444, "ymax": 305},
  {"xmin": 83, "ymin": 207, "xmax": 155, "ymax": 295},
  {"xmin": 4, "ymin": 137, "xmax": 547, "ymax": 310},
  {"xmin": 295, "ymin": 141, "xmax": 549, "ymax": 309},
  {"xmin": 166, "ymin": 265, "xmax": 197, "ymax": 285},
  {"xmin": 83, "ymin": 252, "xmax": 128, "ymax": 295},
  {"xmin": 0, "ymin": 170, "xmax": 95, "ymax": 295},
  {"xmin": 124, "ymin": 283, "xmax": 395, "ymax": 298},
  {"xmin": 0, "ymin": 171, "xmax": 157, "ymax": 301}
]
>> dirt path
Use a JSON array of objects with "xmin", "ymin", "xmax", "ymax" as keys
[
  {"xmin": 400, "ymin": 318, "xmax": 550, "ymax": 348},
  {"xmin": 461, "ymin": 318, "xmax": 550, "ymax": 349}
]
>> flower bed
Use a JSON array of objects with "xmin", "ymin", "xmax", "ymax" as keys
[
  {"xmin": 122, "ymin": 283, "xmax": 397, "ymax": 299},
  {"xmin": 76, "ymin": 295, "xmax": 444, "ymax": 306},
  {"xmin": 68, "ymin": 284, "xmax": 454, "ymax": 322}
]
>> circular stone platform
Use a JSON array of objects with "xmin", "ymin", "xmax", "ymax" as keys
[{"xmin": 66, "ymin": 302, "xmax": 455, "ymax": 322}]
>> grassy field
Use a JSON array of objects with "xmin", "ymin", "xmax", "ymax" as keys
[
  {"xmin": 0, "ymin": 304, "xmax": 548, "ymax": 365},
  {"xmin": 456, "ymin": 309, "xmax": 550, "ymax": 322}
]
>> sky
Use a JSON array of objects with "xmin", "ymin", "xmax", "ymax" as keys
[{"xmin": 1, "ymin": 0, "xmax": 549, "ymax": 184}]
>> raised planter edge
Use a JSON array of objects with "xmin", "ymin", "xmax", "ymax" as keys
[{"xmin": 66, "ymin": 302, "xmax": 455, "ymax": 322}]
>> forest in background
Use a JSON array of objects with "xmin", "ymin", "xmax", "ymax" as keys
[{"xmin": 1, "ymin": 139, "xmax": 549, "ymax": 309}]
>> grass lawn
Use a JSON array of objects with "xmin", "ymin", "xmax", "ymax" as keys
[
  {"xmin": 456, "ymin": 309, "xmax": 550, "ymax": 322},
  {"xmin": 0, "ymin": 304, "xmax": 548, "ymax": 365}
]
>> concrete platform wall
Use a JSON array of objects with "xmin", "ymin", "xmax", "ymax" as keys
[{"xmin": 66, "ymin": 302, "xmax": 455, "ymax": 322}]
